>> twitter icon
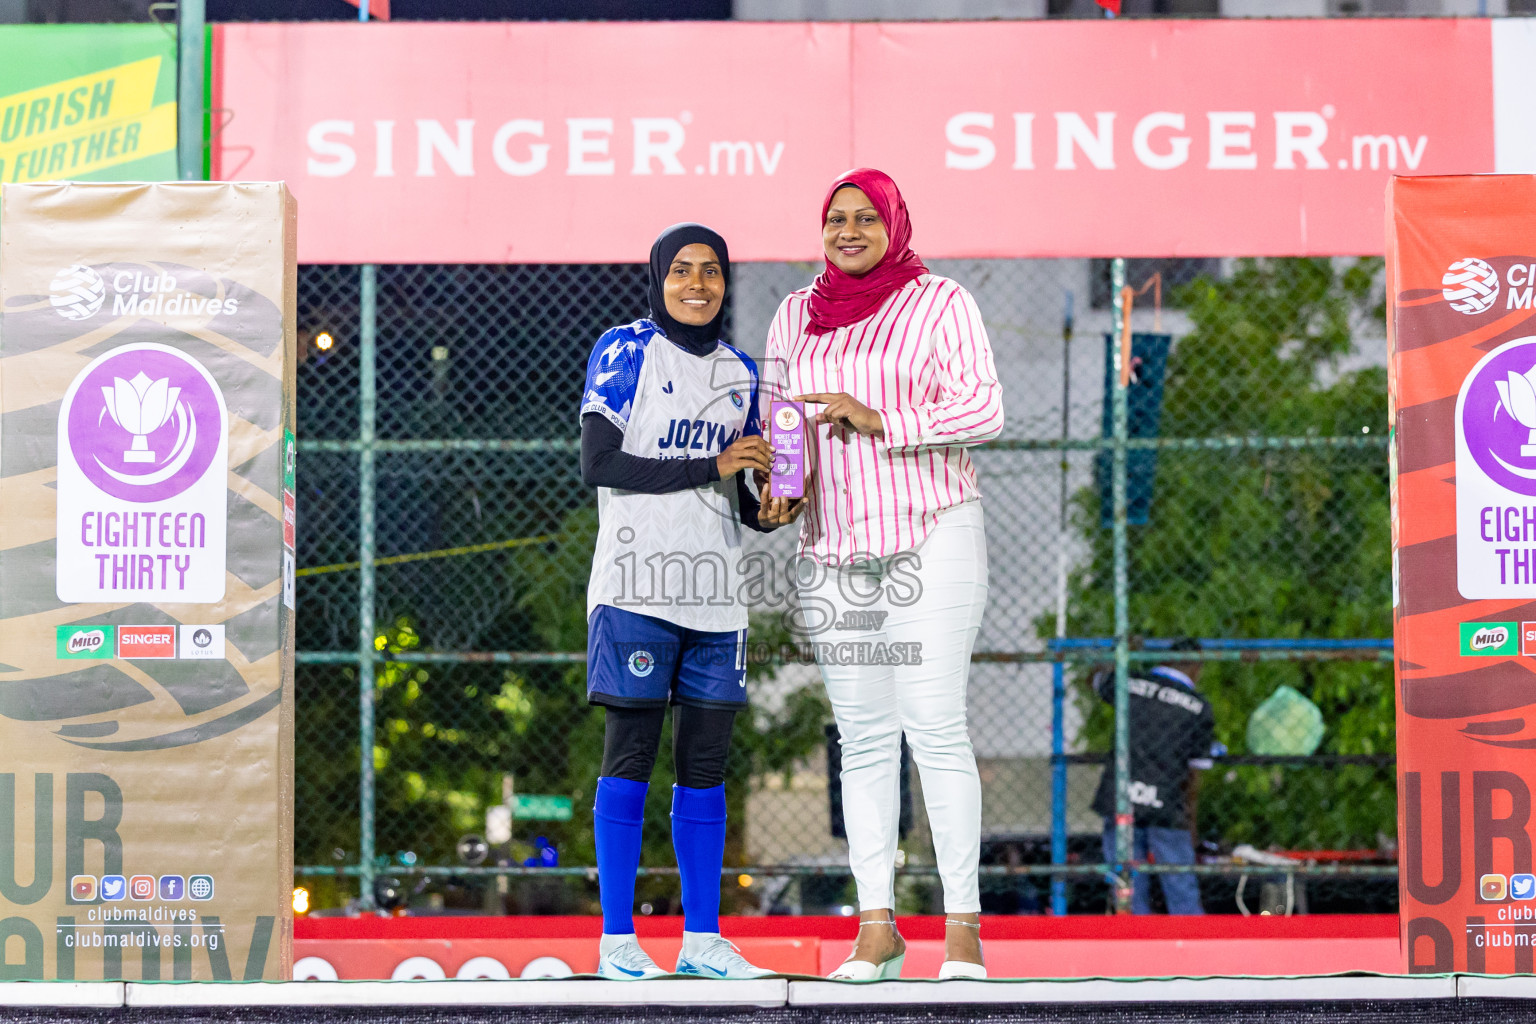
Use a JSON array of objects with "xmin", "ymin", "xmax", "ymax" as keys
[
  {"xmin": 100, "ymin": 875, "xmax": 126, "ymax": 902},
  {"xmin": 1513, "ymin": 874, "xmax": 1536, "ymax": 900}
]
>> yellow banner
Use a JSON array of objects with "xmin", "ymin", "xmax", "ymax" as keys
[{"xmin": 0, "ymin": 57, "xmax": 174, "ymax": 183}]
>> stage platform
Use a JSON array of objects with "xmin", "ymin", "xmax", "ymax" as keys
[
  {"xmin": 8, "ymin": 975, "xmax": 1536, "ymax": 1023},
  {"xmin": 294, "ymin": 914, "xmax": 1401, "ymax": 979}
]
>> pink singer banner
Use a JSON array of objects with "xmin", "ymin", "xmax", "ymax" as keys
[{"xmin": 214, "ymin": 19, "xmax": 1504, "ymax": 263}]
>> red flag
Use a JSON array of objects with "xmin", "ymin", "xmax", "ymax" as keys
[
  {"xmin": 1097, "ymin": 0, "xmax": 1121, "ymax": 12},
  {"xmin": 341, "ymin": 0, "xmax": 390, "ymax": 19}
]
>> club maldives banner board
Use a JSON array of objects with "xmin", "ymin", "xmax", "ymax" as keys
[
  {"xmin": 215, "ymin": 19, "xmax": 1536, "ymax": 264},
  {"xmin": 0, "ymin": 25, "xmax": 178, "ymax": 185},
  {"xmin": 1388, "ymin": 175, "xmax": 1536, "ymax": 974},
  {"xmin": 0, "ymin": 182, "xmax": 297, "ymax": 980}
]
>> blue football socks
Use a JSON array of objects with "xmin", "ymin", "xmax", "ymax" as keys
[
  {"xmin": 672, "ymin": 783, "xmax": 727, "ymax": 934},
  {"xmin": 594, "ymin": 776, "xmax": 649, "ymax": 935}
]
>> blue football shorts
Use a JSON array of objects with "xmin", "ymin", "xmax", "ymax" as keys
[{"xmin": 587, "ymin": 605, "xmax": 748, "ymax": 710}]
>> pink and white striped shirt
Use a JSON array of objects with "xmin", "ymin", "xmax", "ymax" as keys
[{"xmin": 765, "ymin": 273, "xmax": 1004, "ymax": 564}]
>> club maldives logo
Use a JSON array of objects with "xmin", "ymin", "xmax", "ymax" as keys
[
  {"xmin": 627, "ymin": 650, "xmax": 655, "ymax": 677},
  {"xmin": 1444, "ymin": 258, "xmax": 1501, "ymax": 314},
  {"xmin": 64, "ymin": 346, "xmax": 222, "ymax": 504},
  {"xmin": 49, "ymin": 264, "xmax": 106, "ymax": 321},
  {"xmin": 48, "ymin": 264, "xmax": 242, "ymax": 322}
]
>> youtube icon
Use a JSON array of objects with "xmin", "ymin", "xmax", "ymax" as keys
[{"xmin": 117, "ymin": 626, "xmax": 176, "ymax": 659}]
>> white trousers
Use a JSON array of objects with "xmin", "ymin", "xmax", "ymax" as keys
[{"xmin": 798, "ymin": 501, "xmax": 988, "ymax": 913}]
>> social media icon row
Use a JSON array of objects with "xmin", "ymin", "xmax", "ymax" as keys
[
  {"xmin": 1479, "ymin": 873, "xmax": 1536, "ymax": 901},
  {"xmin": 71, "ymin": 874, "xmax": 214, "ymax": 902}
]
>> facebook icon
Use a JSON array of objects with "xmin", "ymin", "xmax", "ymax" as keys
[{"xmin": 159, "ymin": 875, "xmax": 185, "ymax": 900}]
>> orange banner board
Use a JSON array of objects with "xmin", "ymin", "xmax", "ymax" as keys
[{"xmin": 1388, "ymin": 175, "xmax": 1536, "ymax": 973}]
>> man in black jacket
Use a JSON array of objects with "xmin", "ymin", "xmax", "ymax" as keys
[{"xmin": 1092, "ymin": 638, "xmax": 1215, "ymax": 915}]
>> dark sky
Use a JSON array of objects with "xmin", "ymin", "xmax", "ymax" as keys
[{"xmin": 205, "ymin": 0, "xmax": 729, "ymax": 20}]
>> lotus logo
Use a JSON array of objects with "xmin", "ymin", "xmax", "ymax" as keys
[
  {"xmin": 1492, "ymin": 362, "xmax": 1536, "ymax": 460},
  {"xmin": 64, "ymin": 345, "xmax": 222, "ymax": 505},
  {"xmin": 49, "ymin": 264, "xmax": 106, "ymax": 321},
  {"xmin": 66, "ymin": 630, "xmax": 105, "ymax": 655},
  {"xmin": 1472, "ymin": 627, "xmax": 1511, "ymax": 650},
  {"xmin": 1443, "ymin": 258, "xmax": 1501, "ymax": 314}
]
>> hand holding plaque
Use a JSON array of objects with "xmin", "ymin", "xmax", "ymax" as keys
[{"xmin": 770, "ymin": 401, "xmax": 806, "ymax": 498}]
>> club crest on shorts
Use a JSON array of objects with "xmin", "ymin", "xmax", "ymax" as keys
[{"xmin": 627, "ymin": 649, "xmax": 655, "ymax": 677}]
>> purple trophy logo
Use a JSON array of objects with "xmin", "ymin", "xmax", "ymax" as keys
[
  {"xmin": 65, "ymin": 346, "xmax": 222, "ymax": 503},
  {"xmin": 1463, "ymin": 339, "xmax": 1536, "ymax": 497}
]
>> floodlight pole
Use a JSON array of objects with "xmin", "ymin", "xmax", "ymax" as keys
[
  {"xmin": 1049, "ymin": 291, "xmax": 1074, "ymax": 917},
  {"xmin": 355, "ymin": 0, "xmax": 377, "ymax": 906},
  {"xmin": 1110, "ymin": 257, "xmax": 1134, "ymax": 915},
  {"xmin": 357, "ymin": 265, "xmax": 378, "ymax": 909},
  {"xmin": 175, "ymin": 0, "xmax": 205, "ymax": 180}
]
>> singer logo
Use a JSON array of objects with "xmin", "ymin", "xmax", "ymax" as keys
[{"xmin": 117, "ymin": 626, "xmax": 175, "ymax": 659}]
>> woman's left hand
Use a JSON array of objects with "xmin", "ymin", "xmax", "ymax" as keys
[{"xmin": 796, "ymin": 392, "xmax": 886, "ymax": 440}]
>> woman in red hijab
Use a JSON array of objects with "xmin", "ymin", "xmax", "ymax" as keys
[{"xmin": 764, "ymin": 169, "xmax": 1004, "ymax": 980}]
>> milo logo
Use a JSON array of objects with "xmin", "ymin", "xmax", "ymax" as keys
[
  {"xmin": 1461, "ymin": 622, "xmax": 1518, "ymax": 657},
  {"xmin": 69, "ymin": 631, "xmax": 104, "ymax": 654},
  {"xmin": 56, "ymin": 624, "xmax": 115, "ymax": 659}
]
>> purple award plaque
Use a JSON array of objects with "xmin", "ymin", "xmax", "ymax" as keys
[{"xmin": 770, "ymin": 401, "xmax": 805, "ymax": 499}]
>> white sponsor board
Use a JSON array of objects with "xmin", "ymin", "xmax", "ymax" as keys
[
  {"xmin": 1456, "ymin": 335, "xmax": 1536, "ymax": 598},
  {"xmin": 179, "ymin": 624, "xmax": 226, "ymax": 659}
]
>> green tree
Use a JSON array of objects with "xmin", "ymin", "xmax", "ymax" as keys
[{"xmin": 1061, "ymin": 257, "xmax": 1395, "ymax": 851}]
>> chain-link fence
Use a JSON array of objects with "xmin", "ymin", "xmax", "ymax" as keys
[{"xmin": 291, "ymin": 255, "xmax": 1396, "ymax": 917}]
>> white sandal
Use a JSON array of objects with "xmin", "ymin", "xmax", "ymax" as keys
[
  {"xmin": 828, "ymin": 920, "xmax": 905, "ymax": 981},
  {"xmin": 937, "ymin": 917, "xmax": 987, "ymax": 980}
]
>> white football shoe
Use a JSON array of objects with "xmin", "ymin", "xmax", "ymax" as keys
[
  {"xmin": 674, "ymin": 931, "xmax": 775, "ymax": 979},
  {"xmin": 598, "ymin": 933, "xmax": 667, "ymax": 980}
]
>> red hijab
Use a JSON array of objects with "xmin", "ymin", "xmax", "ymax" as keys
[{"xmin": 806, "ymin": 168, "xmax": 929, "ymax": 336}]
